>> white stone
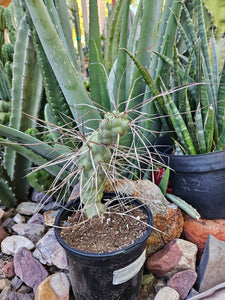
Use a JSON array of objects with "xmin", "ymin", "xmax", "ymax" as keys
[
  {"xmin": 43, "ymin": 210, "xmax": 60, "ymax": 226},
  {"xmin": 154, "ymin": 287, "xmax": 180, "ymax": 300},
  {"xmin": 0, "ymin": 208, "xmax": 5, "ymax": 220},
  {"xmin": 16, "ymin": 202, "xmax": 41, "ymax": 216},
  {"xmin": 12, "ymin": 223, "xmax": 45, "ymax": 244},
  {"xmin": 13, "ymin": 213, "xmax": 26, "ymax": 224},
  {"xmin": 33, "ymin": 228, "xmax": 67, "ymax": 270},
  {"xmin": 1, "ymin": 236, "xmax": 34, "ymax": 255}
]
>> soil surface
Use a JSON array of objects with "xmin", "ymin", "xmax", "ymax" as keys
[{"xmin": 60, "ymin": 204, "xmax": 149, "ymax": 253}]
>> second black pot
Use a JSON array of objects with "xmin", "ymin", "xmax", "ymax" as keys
[
  {"xmin": 154, "ymin": 134, "xmax": 225, "ymax": 219},
  {"xmin": 54, "ymin": 193, "xmax": 153, "ymax": 300}
]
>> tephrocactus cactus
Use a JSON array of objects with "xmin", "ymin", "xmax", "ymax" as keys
[{"xmin": 78, "ymin": 111, "xmax": 129, "ymax": 218}]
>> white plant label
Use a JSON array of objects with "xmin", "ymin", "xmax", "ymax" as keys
[{"xmin": 112, "ymin": 249, "xmax": 146, "ymax": 285}]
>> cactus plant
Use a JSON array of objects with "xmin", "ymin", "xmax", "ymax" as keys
[{"xmin": 77, "ymin": 110, "xmax": 129, "ymax": 217}]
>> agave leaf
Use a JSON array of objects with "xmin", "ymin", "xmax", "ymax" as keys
[
  {"xmin": 111, "ymin": 0, "xmax": 131, "ymax": 111},
  {"xmin": 204, "ymin": 105, "xmax": 214, "ymax": 152},
  {"xmin": 195, "ymin": 103, "xmax": 206, "ymax": 153},
  {"xmin": 0, "ymin": 137, "xmax": 69, "ymax": 180},
  {"xmin": 104, "ymin": 0, "xmax": 126, "ymax": 74},
  {"xmin": 24, "ymin": 0, "xmax": 101, "ymax": 133},
  {"xmin": 160, "ymin": 80, "xmax": 197, "ymax": 155},
  {"xmin": 217, "ymin": 61, "xmax": 225, "ymax": 135},
  {"xmin": 159, "ymin": 167, "xmax": 170, "ymax": 195},
  {"xmin": 166, "ymin": 193, "xmax": 201, "ymax": 219}
]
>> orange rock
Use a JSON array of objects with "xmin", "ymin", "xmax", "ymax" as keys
[
  {"xmin": 147, "ymin": 206, "xmax": 184, "ymax": 256},
  {"xmin": 35, "ymin": 273, "xmax": 69, "ymax": 300},
  {"xmin": 105, "ymin": 179, "xmax": 184, "ymax": 256},
  {"xmin": 183, "ymin": 214, "xmax": 225, "ymax": 255}
]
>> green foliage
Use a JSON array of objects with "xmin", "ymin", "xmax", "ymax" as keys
[
  {"xmin": 158, "ymin": 168, "xmax": 170, "ymax": 196},
  {"xmin": 204, "ymin": 0, "xmax": 225, "ymax": 36},
  {"xmin": 2, "ymin": 43, "xmax": 14, "ymax": 63},
  {"xmin": 166, "ymin": 193, "xmax": 201, "ymax": 219},
  {"xmin": 27, "ymin": 169, "xmax": 54, "ymax": 193},
  {"xmin": 25, "ymin": 127, "xmax": 55, "ymax": 193},
  {"xmin": 0, "ymin": 151, "xmax": 16, "ymax": 208},
  {"xmin": 4, "ymin": 5, "xmax": 16, "ymax": 44},
  {"xmin": 129, "ymin": 0, "xmax": 225, "ymax": 155}
]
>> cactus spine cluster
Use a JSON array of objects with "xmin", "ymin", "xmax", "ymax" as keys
[{"xmin": 78, "ymin": 111, "xmax": 129, "ymax": 218}]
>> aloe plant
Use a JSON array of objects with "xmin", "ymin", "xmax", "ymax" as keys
[{"xmin": 0, "ymin": 0, "xmax": 182, "ymax": 215}]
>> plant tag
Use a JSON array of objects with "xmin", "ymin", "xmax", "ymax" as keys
[{"xmin": 112, "ymin": 249, "xmax": 146, "ymax": 285}]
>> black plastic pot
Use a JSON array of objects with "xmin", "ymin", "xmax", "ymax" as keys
[
  {"xmin": 154, "ymin": 134, "xmax": 225, "ymax": 219},
  {"xmin": 54, "ymin": 193, "xmax": 153, "ymax": 300}
]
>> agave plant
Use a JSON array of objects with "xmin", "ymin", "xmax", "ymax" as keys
[
  {"xmin": 126, "ymin": 0, "xmax": 225, "ymax": 155},
  {"xmin": 0, "ymin": 0, "xmax": 183, "ymax": 215}
]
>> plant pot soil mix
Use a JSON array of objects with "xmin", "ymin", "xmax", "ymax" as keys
[{"xmin": 54, "ymin": 192, "xmax": 153, "ymax": 300}]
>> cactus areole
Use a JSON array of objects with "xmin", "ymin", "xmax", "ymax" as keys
[{"xmin": 78, "ymin": 111, "xmax": 129, "ymax": 218}]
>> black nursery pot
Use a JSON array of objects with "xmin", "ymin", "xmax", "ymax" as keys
[
  {"xmin": 154, "ymin": 134, "xmax": 225, "ymax": 219},
  {"xmin": 54, "ymin": 193, "xmax": 153, "ymax": 300}
]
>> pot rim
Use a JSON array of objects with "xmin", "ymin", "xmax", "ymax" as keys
[
  {"xmin": 54, "ymin": 194, "xmax": 153, "ymax": 259},
  {"xmin": 154, "ymin": 134, "xmax": 225, "ymax": 172},
  {"xmin": 154, "ymin": 134, "xmax": 225, "ymax": 158}
]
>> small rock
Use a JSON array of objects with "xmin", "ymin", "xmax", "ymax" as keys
[
  {"xmin": 0, "ymin": 225, "xmax": 8, "ymax": 243},
  {"xmin": 154, "ymin": 286, "xmax": 180, "ymax": 300},
  {"xmin": 33, "ymin": 228, "xmax": 67, "ymax": 270},
  {"xmin": 13, "ymin": 214, "xmax": 26, "ymax": 224},
  {"xmin": 17, "ymin": 285, "xmax": 33, "ymax": 294},
  {"xmin": 16, "ymin": 202, "xmax": 40, "ymax": 216},
  {"xmin": 0, "ymin": 252, "xmax": 11, "ymax": 266},
  {"xmin": 1, "ymin": 236, "xmax": 34, "ymax": 255},
  {"xmin": 32, "ymin": 190, "xmax": 53, "ymax": 204},
  {"xmin": 195, "ymin": 234, "xmax": 225, "ymax": 293},
  {"xmin": 11, "ymin": 276, "xmax": 23, "ymax": 291},
  {"xmin": 0, "ymin": 285, "xmax": 11, "ymax": 299},
  {"xmin": 14, "ymin": 247, "xmax": 48, "ymax": 293},
  {"xmin": 0, "ymin": 278, "xmax": 11, "ymax": 291},
  {"xmin": 2, "ymin": 208, "xmax": 14, "ymax": 221},
  {"xmin": 35, "ymin": 273, "xmax": 70, "ymax": 300},
  {"xmin": 1, "ymin": 218, "xmax": 15, "ymax": 230},
  {"xmin": 43, "ymin": 210, "xmax": 60, "ymax": 226},
  {"xmin": 2, "ymin": 261, "xmax": 15, "ymax": 278},
  {"xmin": 12, "ymin": 223, "xmax": 45, "ymax": 244},
  {"xmin": 27, "ymin": 213, "xmax": 45, "ymax": 225},
  {"xmin": 167, "ymin": 269, "xmax": 197, "ymax": 299},
  {"xmin": 183, "ymin": 215, "xmax": 225, "ymax": 256},
  {"xmin": 41, "ymin": 201, "xmax": 61, "ymax": 212},
  {"xmin": 0, "ymin": 208, "xmax": 5, "ymax": 220},
  {"xmin": 146, "ymin": 239, "xmax": 197, "ymax": 278}
]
